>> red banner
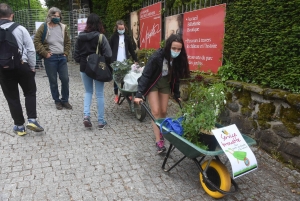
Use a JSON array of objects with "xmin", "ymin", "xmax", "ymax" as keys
[
  {"xmin": 183, "ymin": 4, "xmax": 226, "ymax": 72},
  {"xmin": 139, "ymin": 2, "xmax": 161, "ymax": 49}
]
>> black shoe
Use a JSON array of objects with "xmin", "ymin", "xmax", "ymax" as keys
[
  {"xmin": 98, "ymin": 121, "xmax": 107, "ymax": 130},
  {"xmin": 83, "ymin": 116, "xmax": 92, "ymax": 128},
  {"xmin": 55, "ymin": 102, "xmax": 63, "ymax": 110},
  {"xmin": 62, "ymin": 102, "xmax": 72, "ymax": 109}
]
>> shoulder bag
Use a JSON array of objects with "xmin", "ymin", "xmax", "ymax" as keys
[{"xmin": 85, "ymin": 34, "xmax": 112, "ymax": 82}]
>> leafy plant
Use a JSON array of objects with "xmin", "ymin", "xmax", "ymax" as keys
[
  {"xmin": 136, "ymin": 48, "xmax": 156, "ymax": 64},
  {"xmin": 218, "ymin": 59, "xmax": 239, "ymax": 81},
  {"xmin": 179, "ymin": 78, "xmax": 231, "ymax": 149},
  {"xmin": 111, "ymin": 59, "xmax": 133, "ymax": 83}
]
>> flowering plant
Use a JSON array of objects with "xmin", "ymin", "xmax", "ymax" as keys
[
  {"xmin": 111, "ymin": 59, "xmax": 133, "ymax": 83},
  {"xmin": 178, "ymin": 75, "xmax": 231, "ymax": 149}
]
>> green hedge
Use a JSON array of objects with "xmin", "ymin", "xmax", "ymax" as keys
[{"xmin": 222, "ymin": 0, "xmax": 300, "ymax": 93}]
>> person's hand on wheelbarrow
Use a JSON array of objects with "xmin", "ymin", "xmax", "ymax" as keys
[{"xmin": 134, "ymin": 97, "xmax": 143, "ymax": 104}]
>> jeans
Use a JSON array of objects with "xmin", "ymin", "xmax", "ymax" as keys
[
  {"xmin": 80, "ymin": 72, "xmax": 105, "ymax": 124},
  {"xmin": 0, "ymin": 63, "xmax": 37, "ymax": 125},
  {"xmin": 44, "ymin": 54, "xmax": 69, "ymax": 103}
]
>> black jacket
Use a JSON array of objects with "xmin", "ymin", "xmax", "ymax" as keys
[
  {"xmin": 74, "ymin": 31, "xmax": 112, "ymax": 72},
  {"xmin": 135, "ymin": 49, "xmax": 180, "ymax": 99},
  {"xmin": 109, "ymin": 32, "xmax": 138, "ymax": 62}
]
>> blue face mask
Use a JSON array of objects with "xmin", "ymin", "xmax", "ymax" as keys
[
  {"xmin": 171, "ymin": 50, "xmax": 181, "ymax": 58},
  {"xmin": 51, "ymin": 17, "xmax": 60, "ymax": 24},
  {"xmin": 118, "ymin": 30, "xmax": 125, "ymax": 35}
]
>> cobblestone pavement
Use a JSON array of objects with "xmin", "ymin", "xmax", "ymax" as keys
[{"xmin": 0, "ymin": 63, "xmax": 299, "ymax": 201}]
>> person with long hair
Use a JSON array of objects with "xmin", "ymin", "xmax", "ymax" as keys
[
  {"xmin": 109, "ymin": 20, "xmax": 138, "ymax": 103},
  {"xmin": 134, "ymin": 34, "xmax": 190, "ymax": 153},
  {"xmin": 74, "ymin": 13, "xmax": 112, "ymax": 129},
  {"xmin": 34, "ymin": 7, "xmax": 71, "ymax": 110}
]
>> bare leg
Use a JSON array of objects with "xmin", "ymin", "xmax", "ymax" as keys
[{"xmin": 147, "ymin": 91, "xmax": 169, "ymax": 142}]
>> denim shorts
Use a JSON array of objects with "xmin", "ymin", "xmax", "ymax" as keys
[{"xmin": 150, "ymin": 74, "xmax": 170, "ymax": 94}]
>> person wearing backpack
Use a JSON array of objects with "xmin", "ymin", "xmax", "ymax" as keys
[
  {"xmin": 0, "ymin": 3, "xmax": 44, "ymax": 136},
  {"xmin": 34, "ymin": 7, "xmax": 71, "ymax": 110}
]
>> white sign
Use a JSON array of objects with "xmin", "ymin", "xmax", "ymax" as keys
[
  {"xmin": 78, "ymin": 18, "xmax": 87, "ymax": 35},
  {"xmin": 212, "ymin": 124, "xmax": 258, "ymax": 179},
  {"xmin": 35, "ymin": 22, "xmax": 44, "ymax": 31}
]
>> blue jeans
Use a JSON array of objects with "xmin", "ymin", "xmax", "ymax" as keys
[
  {"xmin": 80, "ymin": 72, "xmax": 105, "ymax": 124},
  {"xmin": 44, "ymin": 54, "xmax": 69, "ymax": 103}
]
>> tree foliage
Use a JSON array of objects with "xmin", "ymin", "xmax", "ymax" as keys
[
  {"xmin": 2, "ymin": 0, "xmax": 42, "ymax": 11},
  {"xmin": 91, "ymin": 0, "xmax": 143, "ymax": 37},
  {"xmin": 45, "ymin": 0, "xmax": 69, "ymax": 11}
]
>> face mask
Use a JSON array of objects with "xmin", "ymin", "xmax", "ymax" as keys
[
  {"xmin": 171, "ymin": 50, "xmax": 181, "ymax": 58},
  {"xmin": 51, "ymin": 17, "xmax": 60, "ymax": 24},
  {"xmin": 118, "ymin": 30, "xmax": 125, "ymax": 35}
]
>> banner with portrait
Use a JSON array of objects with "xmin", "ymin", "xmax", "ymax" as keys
[
  {"xmin": 165, "ymin": 14, "xmax": 183, "ymax": 39},
  {"xmin": 183, "ymin": 4, "xmax": 226, "ymax": 72},
  {"xmin": 139, "ymin": 2, "xmax": 162, "ymax": 49},
  {"xmin": 130, "ymin": 11, "xmax": 140, "ymax": 51}
]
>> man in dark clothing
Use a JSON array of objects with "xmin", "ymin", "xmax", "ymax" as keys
[
  {"xmin": 0, "ymin": 3, "xmax": 44, "ymax": 136},
  {"xmin": 109, "ymin": 20, "xmax": 138, "ymax": 103}
]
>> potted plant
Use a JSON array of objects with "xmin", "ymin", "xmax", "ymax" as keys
[
  {"xmin": 110, "ymin": 59, "xmax": 133, "ymax": 83},
  {"xmin": 179, "ymin": 75, "xmax": 231, "ymax": 150}
]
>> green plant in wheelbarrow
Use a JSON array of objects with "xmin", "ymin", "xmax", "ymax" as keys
[
  {"xmin": 179, "ymin": 79, "xmax": 231, "ymax": 150},
  {"xmin": 110, "ymin": 59, "xmax": 133, "ymax": 83}
]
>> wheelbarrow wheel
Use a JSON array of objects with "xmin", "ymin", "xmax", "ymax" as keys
[
  {"xmin": 134, "ymin": 102, "xmax": 146, "ymax": 121},
  {"xmin": 199, "ymin": 159, "xmax": 231, "ymax": 199}
]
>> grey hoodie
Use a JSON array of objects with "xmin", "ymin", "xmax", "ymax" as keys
[{"xmin": 0, "ymin": 21, "xmax": 36, "ymax": 69}]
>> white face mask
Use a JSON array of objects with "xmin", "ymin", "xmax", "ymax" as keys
[
  {"xmin": 171, "ymin": 50, "xmax": 181, "ymax": 58},
  {"xmin": 118, "ymin": 30, "xmax": 125, "ymax": 35}
]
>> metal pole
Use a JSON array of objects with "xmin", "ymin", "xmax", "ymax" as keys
[{"xmin": 27, "ymin": 0, "xmax": 31, "ymax": 9}]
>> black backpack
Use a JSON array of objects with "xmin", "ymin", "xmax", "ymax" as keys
[{"xmin": 0, "ymin": 21, "xmax": 22, "ymax": 71}]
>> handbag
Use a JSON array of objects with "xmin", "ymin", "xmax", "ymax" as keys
[{"xmin": 85, "ymin": 34, "xmax": 112, "ymax": 82}]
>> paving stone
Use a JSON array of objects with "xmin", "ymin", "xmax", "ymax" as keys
[{"xmin": 0, "ymin": 63, "xmax": 299, "ymax": 200}]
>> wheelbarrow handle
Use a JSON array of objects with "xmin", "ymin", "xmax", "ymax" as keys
[
  {"xmin": 140, "ymin": 101, "xmax": 156, "ymax": 122},
  {"xmin": 176, "ymin": 99, "xmax": 182, "ymax": 109}
]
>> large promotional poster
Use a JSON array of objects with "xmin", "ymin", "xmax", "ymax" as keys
[
  {"xmin": 183, "ymin": 4, "xmax": 226, "ymax": 72},
  {"xmin": 165, "ymin": 14, "xmax": 183, "ymax": 39},
  {"xmin": 139, "ymin": 2, "xmax": 161, "ymax": 49},
  {"xmin": 130, "ymin": 11, "xmax": 140, "ymax": 51}
]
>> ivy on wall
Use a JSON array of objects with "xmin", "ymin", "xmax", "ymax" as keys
[{"xmin": 222, "ymin": 0, "xmax": 300, "ymax": 93}]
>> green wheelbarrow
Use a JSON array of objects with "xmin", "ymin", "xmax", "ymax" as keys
[
  {"xmin": 141, "ymin": 102, "xmax": 257, "ymax": 199},
  {"xmin": 114, "ymin": 80, "xmax": 147, "ymax": 121}
]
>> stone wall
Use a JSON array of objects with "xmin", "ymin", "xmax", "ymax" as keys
[{"xmin": 180, "ymin": 78, "xmax": 300, "ymax": 169}]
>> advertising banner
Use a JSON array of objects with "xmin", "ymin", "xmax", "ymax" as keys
[
  {"xmin": 165, "ymin": 14, "xmax": 183, "ymax": 39},
  {"xmin": 183, "ymin": 4, "xmax": 226, "ymax": 72},
  {"xmin": 139, "ymin": 2, "xmax": 161, "ymax": 49},
  {"xmin": 130, "ymin": 11, "xmax": 140, "ymax": 51},
  {"xmin": 78, "ymin": 18, "xmax": 87, "ymax": 35},
  {"xmin": 212, "ymin": 124, "xmax": 258, "ymax": 179}
]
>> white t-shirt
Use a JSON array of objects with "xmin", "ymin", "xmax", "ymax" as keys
[
  {"xmin": 117, "ymin": 35, "xmax": 126, "ymax": 62},
  {"xmin": 162, "ymin": 58, "xmax": 169, "ymax": 76}
]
